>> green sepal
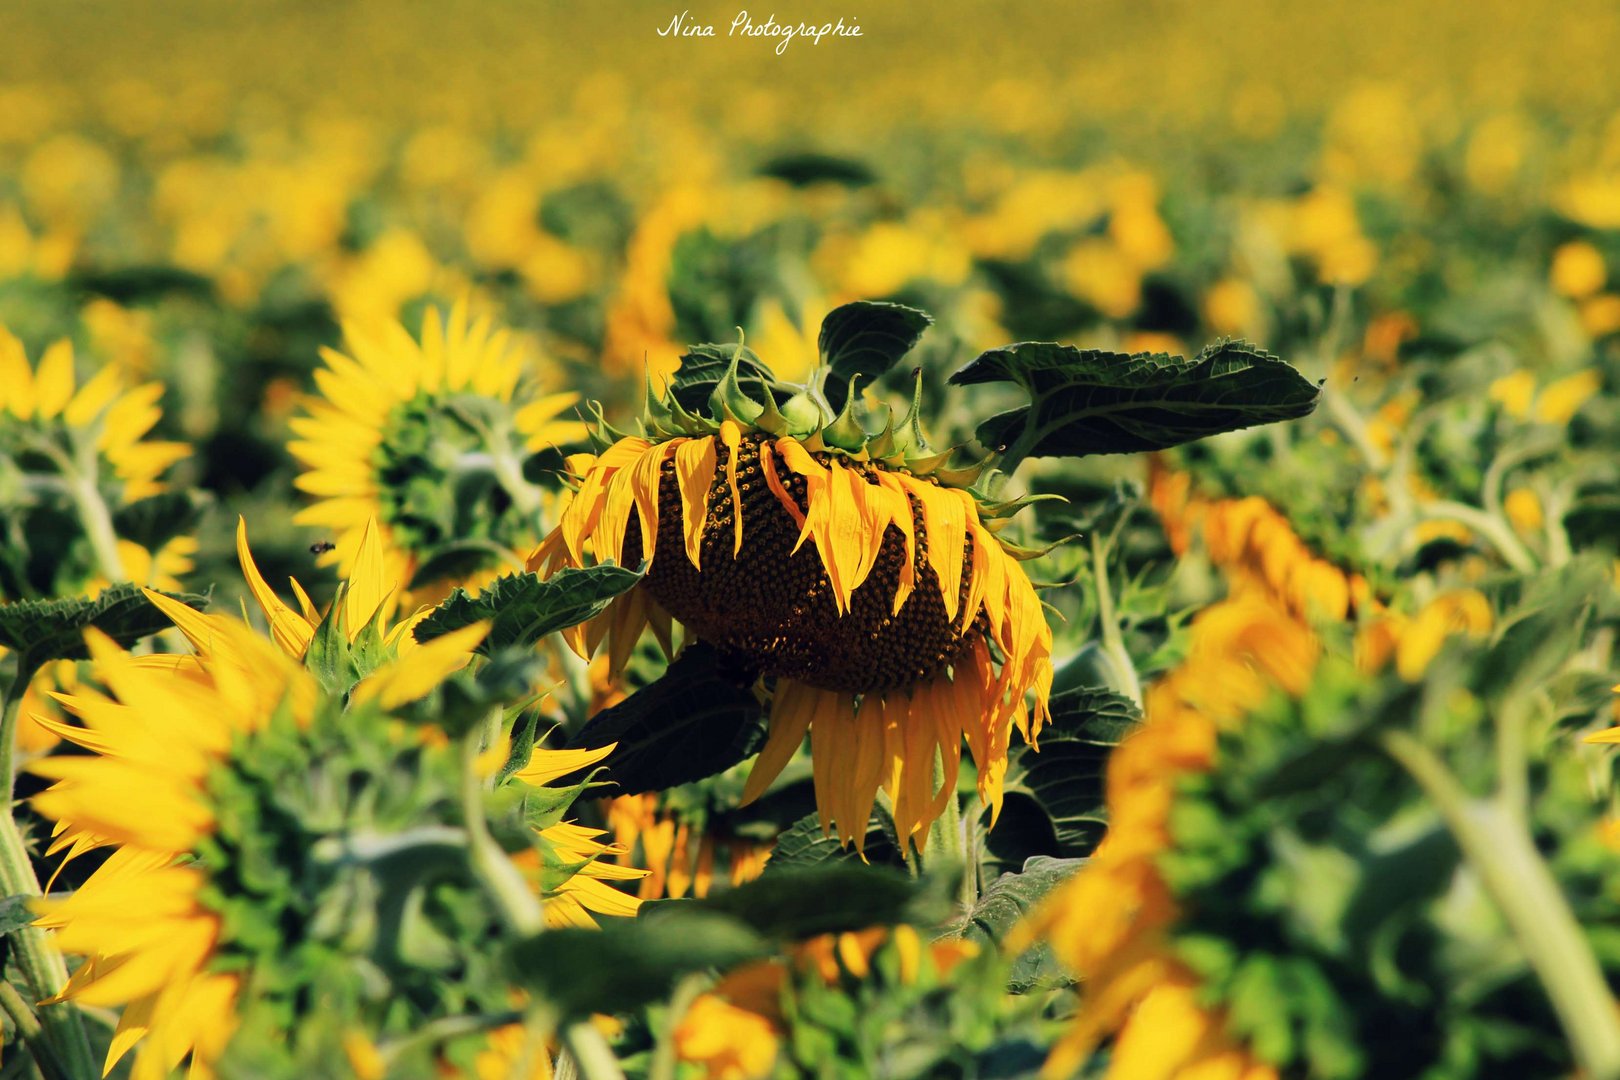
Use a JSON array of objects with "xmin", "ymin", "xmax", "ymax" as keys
[
  {"xmin": 707, "ymin": 338, "xmax": 767, "ymax": 426},
  {"xmin": 822, "ymin": 375, "xmax": 870, "ymax": 452}
]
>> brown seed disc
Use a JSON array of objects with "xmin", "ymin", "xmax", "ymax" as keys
[{"xmin": 629, "ymin": 433, "xmax": 978, "ymax": 695}]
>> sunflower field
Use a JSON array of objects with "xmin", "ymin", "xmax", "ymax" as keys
[{"xmin": 5, "ymin": 1, "xmax": 1620, "ymax": 1077}]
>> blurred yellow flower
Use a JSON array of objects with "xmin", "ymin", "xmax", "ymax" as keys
[
  {"xmin": 1535, "ymin": 369, "xmax": 1602, "ymax": 424},
  {"xmin": 1551, "ymin": 241, "xmax": 1607, "ymax": 299},
  {"xmin": 1504, "ymin": 488, "xmax": 1544, "ymax": 533}
]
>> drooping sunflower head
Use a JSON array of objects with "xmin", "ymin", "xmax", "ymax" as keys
[
  {"xmin": 289, "ymin": 299, "xmax": 589, "ymax": 600},
  {"xmin": 530, "ymin": 312, "xmax": 1055, "ymax": 851},
  {"xmin": 30, "ymin": 595, "xmax": 642, "ymax": 1077},
  {"xmin": 0, "ymin": 325, "xmax": 194, "ymax": 599}
]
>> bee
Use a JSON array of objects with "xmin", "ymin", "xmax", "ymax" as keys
[{"xmin": 308, "ymin": 541, "xmax": 337, "ymax": 555}]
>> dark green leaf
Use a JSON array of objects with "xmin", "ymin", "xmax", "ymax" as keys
[
  {"xmin": 0, "ymin": 894, "xmax": 36, "ymax": 937},
  {"xmin": 413, "ymin": 564, "xmax": 645, "ymax": 655},
  {"xmin": 0, "ymin": 584, "xmax": 207, "ymax": 671},
  {"xmin": 987, "ymin": 687, "xmax": 1141, "ymax": 872},
  {"xmin": 950, "ymin": 339, "xmax": 1320, "ymax": 458},
  {"xmin": 765, "ymin": 807, "xmax": 903, "ymax": 871},
  {"xmin": 112, "ymin": 491, "xmax": 209, "ymax": 553},
  {"xmin": 67, "ymin": 264, "xmax": 214, "ymax": 302},
  {"xmin": 506, "ymin": 908, "xmax": 767, "ymax": 1017},
  {"xmin": 757, "ymin": 152, "xmax": 876, "ymax": 188},
  {"xmin": 818, "ymin": 301, "xmax": 933, "ymax": 413},
  {"xmin": 406, "ymin": 541, "xmax": 513, "ymax": 591},
  {"xmin": 697, "ymin": 862, "xmax": 923, "ymax": 940},
  {"xmin": 566, "ymin": 643, "xmax": 765, "ymax": 793},
  {"xmin": 952, "ymin": 856, "xmax": 1084, "ymax": 992}
]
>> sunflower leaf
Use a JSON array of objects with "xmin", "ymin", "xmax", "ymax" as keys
[
  {"xmin": 949, "ymin": 855, "xmax": 1085, "ymax": 992},
  {"xmin": 695, "ymin": 862, "xmax": 929, "ymax": 940},
  {"xmin": 0, "ymin": 583, "xmax": 207, "ymax": 673},
  {"xmin": 818, "ymin": 301, "xmax": 934, "ymax": 414},
  {"xmin": 765, "ymin": 807, "xmax": 903, "ymax": 871},
  {"xmin": 412, "ymin": 564, "xmax": 645, "ymax": 656},
  {"xmin": 565, "ymin": 642, "xmax": 766, "ymax": 793},
  {"xmin": 0, "ymin": 894, "xmax": 35, "ymax": 937},
  {"xmin": 111, "ymin": 490, "xmax": 209, "ymax": 553},
  {"xmin": 983, "ymin": 687, "xmax": 1141, "ymax": 875},
  {"xmin": 950, "ymin": 339, "xmax": 1320, "ymax": 458},
  {"xmin": 507, "ymin": 908, "xmax": 768, "ymax": 1017}
]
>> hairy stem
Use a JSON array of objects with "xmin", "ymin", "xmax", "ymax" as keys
[
  {"xmin": 0, "ymin": 667, "xmax": 96, "ymax": 1079},
  {"xmin": 1382, "ymin": 730, "xmax": 1620, "ymax": 1079},
  {"xmin": 1414, "ymin": 500, "xmax": 1536, "ymax": 573},
  {"xmin": 462, "ymin": 716, "xmax": 544, "ymax": 935},
  {"xmin": 560, "ymin": 1020, "xmax": 628, "ymax": 1080}
]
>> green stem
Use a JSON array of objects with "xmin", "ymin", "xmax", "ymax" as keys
[
  {"xmin": 1382, "ymin": 731, "xmax": 1620, "ymax": 1080},
  {"xmin": 0, "ymin": 980, "xmax": 67, "ymax": 1080},
  {"xmin": 1542, "ymin": 485, "xmax": 1574, "ymax": 569},
  {"xmin": 68, "ymin": 469, "xmax": 125, "ymax": 584},
  {"xmin": 1091, "ymin": 531, "xmax": 1142, "ymax": 707},
  {"xmin": 376, "ymin": 1010, "xmax": 521, "ymax": 1069},
  {"xmin": 461, "ymin": 719, "xmax": 544, "ymax": 935},
  {"xmin": 1414, "ymin": 500, "xmax": 1536, "ymax": 573},
  {"xmin": 0, "ymin": 666, "xmax": 95, "ymax": 1079},
  {"xmin": 560, "ymin": 1020, "xmax": 627, "ymax": 1080},
  {"xmin": 649, "ymin": 974, "xmax": 709, "ymax": 1080}
]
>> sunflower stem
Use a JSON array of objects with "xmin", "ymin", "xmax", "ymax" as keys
[
  {"xmin": 376, "ymin": 1010, "xmax": 522, "ymax": 1068},
  {"xmin": 1382, "ymin": 730, "xmax": 1620, "ymax": 1080},
  {"xmin": 462, "ymin": 717, "xmax": 545, "ymax": 935},
  {"xmin": 1413, "ymin": 500, "xmax": 1536, "ymax": 574},
  {"xmin": 649, "ymin": 972, "xmax": 709, "ymax": 1080},
  {"xmin": 560, "ymin": 1020, "xmax": 627, "ymax": 1080},
  {"xmin": 0, "ymin": 662, "xmax": 97, "ymax": 1080},
  {"xmin": 0, "ymin": 979, "xmax": 68, "ymax": 1080}
]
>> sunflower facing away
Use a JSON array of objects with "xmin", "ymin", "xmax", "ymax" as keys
[
  {"xmin": 28, "ymin": 561, "xmax": 642, "ymax": 1077},
  {"xmin": 0, "ymin": 325, "xmax": 194, "ymax": 597},
  {"xmin": 289, "ymin": 299, "xmax": 588, "ymax": 597},
  {"xmin": 529, "ymin": 331, "xmax": 1054, "ymax": 851}
]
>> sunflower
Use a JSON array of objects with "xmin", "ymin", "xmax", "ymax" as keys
[
  {"xmin": 528, "ymin": 351, "xmax": 1053, "ymax": 851},
  {"xmin": 288, "ymin": 299, "xmax": 589, "ymax": 597},
  {"xmin": 29, "ymin": 592, "xmax": 643, "ymax": 1077},
  {"xmin": 1020, "ymin": 486, "xmax": 1499, "ymax": 1078},
  {"xmin": 0, "ymin": 326, "xmax": 193, "ymax": 596}
]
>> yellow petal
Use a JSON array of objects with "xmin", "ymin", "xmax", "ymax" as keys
[
  {"xmin": 33, "ymin": 339, "xmax": 75, "ymax": 420},
  {"xmin": 342, "ymin": 518, "xmax": 392, "ymax": 638},
  {"xmin": 511, "ymin": 743, "xmax": 616, "ymax": 786},
  {"xmin": 741, "ymin": 680, "xmax": 816, "ymax": 805},
  {"xmin": 674, "ymin": 437, "xmax": 719, "ymax": 569},
  {"xmin": 235, "ymin": 518, "xmax": 315, "ymax": 658},
  {"xmin": 0, "ymin": 327, "xmax": 35, "ymax": 418},
  {"xmin": 720, "ymin": 421, "xmax": 745, "ymax": 557}
]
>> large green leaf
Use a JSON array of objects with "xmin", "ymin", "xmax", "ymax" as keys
[
  {"xmin": 951, "ymin": 855, "xmax": 1085, "ymax": 992},
  {"xmin": 0, "ymin": 583, "xmax": 207, "ymax": 671},
  {"xmin": 765, "ymin": 806, "xmax": 902, "ymax": 871},
  {"xmin": 950, "ymin": 339, "xmax": 1320, "ymax": 458},
  {"xmin": 506, "ymin": 908, "xmax": 767, "ymax": 1018},
  {"xmin": 566, "ymin": 643, "xmax": 766, "ymax": 793},
  {"xmin": 818, "ymin": 300, "xmax": 933, "ymax": 414},
  {"xmin": 697, "ymin": 862, "xmax": 925, "ymax": 941},
  {"xmin": 984, "ymin": 686, "xmax": 1141, "ymax": 873},
  {"xmin": 413, "ymin": 564, "xmax": 645, "ymax": 656}
]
